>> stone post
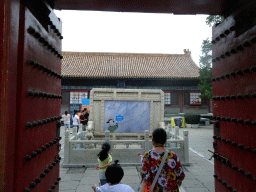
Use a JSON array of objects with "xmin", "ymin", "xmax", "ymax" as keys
[
  {"xmin": 80, "ymin": 131, "xmax": 87, "ymax": 148},
  {"xmin": 73, "ymin": 127, "xmax": 77, "ymax": 140},
  {"xmin": 174, "ymin": 126, "xmax": 179, "ymax": 139},
  {"xmin": 167, "ymin": 123, "xmax": 172, "ymax": 131},
  {"xmin": 80, "ymin": 131, "xmax": 85, "ymax": 140},
  {"xmin": 105, "ymin": 130, "xmax": 111, "ymax": 150},
  {"xmin": 144, "ymin": 130, "xmax": 149, "ymax": 153},
  {"xmin": 167, "ymin": 124, "xmax": 173, "ymax": 139},
  {"xmin": 183, "ymin": 130, "xmax": 189, "ymax": 165},
  {"xmin": 64, "ymin": 131, "xmax": 70, "ymax": 165},
  {"xmin": 105, "ymin": 130, "xmax": 110, "ymax": 143},
  {"xmin": 159, "ymin": 122, "xmax": 165, "ymax": 129},
  {"xmin": 166, "ymin": 128, "xmax": 170, "ymax": 140}
]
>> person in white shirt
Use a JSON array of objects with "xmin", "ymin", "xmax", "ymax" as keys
[
  {"xmin": 92, "ymin": 160, "xmax": 134, "ymax": 192},
  {"xmin": 72, "ymin": 110, "xmax": 80, "ymax": 132},
  {"xmin": 62, "ymin": 111, "xmax": 71, "ymax": 131}
]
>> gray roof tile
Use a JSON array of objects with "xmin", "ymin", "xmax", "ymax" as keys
[{"xmin": 61, "ymin": 50, "xmax": 199, "ymax": 79}]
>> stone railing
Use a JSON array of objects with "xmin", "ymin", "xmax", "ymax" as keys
[{"xmin": 63, "ymin": 126, "xmax": 189, "ymax": 167}]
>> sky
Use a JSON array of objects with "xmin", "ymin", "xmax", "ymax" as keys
[{"xmin": 54, "ymin": 10, "xmax": 212, "ymax": 66}]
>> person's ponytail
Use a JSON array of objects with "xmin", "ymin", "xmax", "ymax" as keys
[{"xmin": 98, "ymin": 142, "xmax": 111, "ymax": 161}]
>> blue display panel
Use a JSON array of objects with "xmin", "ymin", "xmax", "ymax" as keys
[{"xmin": 104, "ymin": 101, "xmax": 150, "ymax": 133}]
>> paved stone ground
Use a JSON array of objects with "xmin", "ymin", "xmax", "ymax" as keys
[
  {"xmin": 180, "ymin": 126, "xmax": 214, "ymax": 192},
  {"xmin": 58, "ymin": 125, "xmax": 215, "ymax": 192}
]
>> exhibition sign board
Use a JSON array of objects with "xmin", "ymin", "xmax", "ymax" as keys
[
  {"xmin": 104, "ymin": 100, "xmax": 150, "ymax": 133},
  {"xmin": 89, "ymin": 88, "xmax": 164, "ymax": 135}
]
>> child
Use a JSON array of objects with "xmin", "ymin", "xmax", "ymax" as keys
[
  {"xmin": 62, "ymin": 111, "xmax": 71, "ymax": 131},
  {"xmin": 79, "ymin": 110, "xmax": 87, "ymax": 131},
  {"xmin": 95, "ymin": 142, "xmax": 112, "ymax": 186},
  {"xmin": 92, "ymin": 160, "xmax": 134, "ymax": 192},
  {"xmin": 72, "ymin": 110, "xmax": 80, "ymax": 132}
]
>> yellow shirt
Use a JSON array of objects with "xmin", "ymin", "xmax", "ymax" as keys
[{"xmin": 97, "ymin": 154, "xmax": 112, "ymax": 172}]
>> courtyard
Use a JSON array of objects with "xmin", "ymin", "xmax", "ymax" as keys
[{"xmin": 58, "ymin": 125, "xmax": 214, "ymax": 192}]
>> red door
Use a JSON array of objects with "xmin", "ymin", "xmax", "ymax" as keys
[
  {"xmin": 212, "ymin": 2, "xmax": 256, "ymax": 191},
  {"xmin": 0, "ymin": 1, "xmax": 62, "ymax": 191}
]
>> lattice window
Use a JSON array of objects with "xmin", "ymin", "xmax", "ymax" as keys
[
  {"xmin": 70, "ymin": 91, "xmax": 88, "ymax": 104},
  {"xmin": 190, "ymin": 92, "xmax": 201, "ymax": 105},
  {"xmin": 164, "ymin": 92, "xmax": 171, "ymax": 104}
]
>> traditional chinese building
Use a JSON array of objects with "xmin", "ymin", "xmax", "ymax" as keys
[{"xmin": 61, "ymin": 49, "xmax": 211, "ymax": 115}]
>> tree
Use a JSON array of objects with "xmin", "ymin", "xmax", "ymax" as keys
[
  {"xmin": 198, "ymin": 15, "xmax": 221, "ymax": 101},
  {"xmin": 205, "ymin": 15, "xmax": 222, "ymax": 27},
  {"xmin": 198, "ymin": 38, "xmax": 212, "ymax": 100}
]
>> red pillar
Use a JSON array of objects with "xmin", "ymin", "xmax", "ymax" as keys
[
  {"xmin": 179, "ymin": 91, "xmax": 184, "ymax": 113},
  {"xmin": 0, "ymin": 0, "xmax": 20, "ymax": 191}
]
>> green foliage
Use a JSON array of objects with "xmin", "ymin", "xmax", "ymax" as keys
[
  {"xmin": 198, "ymin": 38, "xmax": 213, "ymax": 100},
  {"xmin": 198, "ymin": 15, "xmax": 222, "ymax": 101},
  {"xmin": 205, "ymin": 15, "xmax": 222, "ymax": 27},
  {"xmin": 199, "ymin": 38, "xmax": 212, "ymax": 68},
  {"xmin": 198, "ymin": 67, "xmax": 213, "ymax": 100},
  {"xmin": 198, "ymin": 16, "xmax": 222, "ymax": 101}
]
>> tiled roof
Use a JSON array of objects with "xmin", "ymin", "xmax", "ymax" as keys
[{"xmin": 61, "ymin": 50, "xmax": 200, "ymax": 79}]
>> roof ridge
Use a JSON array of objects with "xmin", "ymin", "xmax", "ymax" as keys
[{"xmin": 61, "ymin": 51, "xmax": 190, "ymax": 57}]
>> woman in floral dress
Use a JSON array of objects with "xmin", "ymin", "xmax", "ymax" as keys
[{"xmin": 140, "ymin": 128, "xmax": 185, "ymax": 192}]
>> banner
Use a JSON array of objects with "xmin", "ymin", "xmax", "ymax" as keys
[
  {"xmin": 82, "ymin": 99, "xmax": 90, "ymax": 105},
  {"xmin": 104, "ymin": 100, "xmax": 150, "ymax": 133}
]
